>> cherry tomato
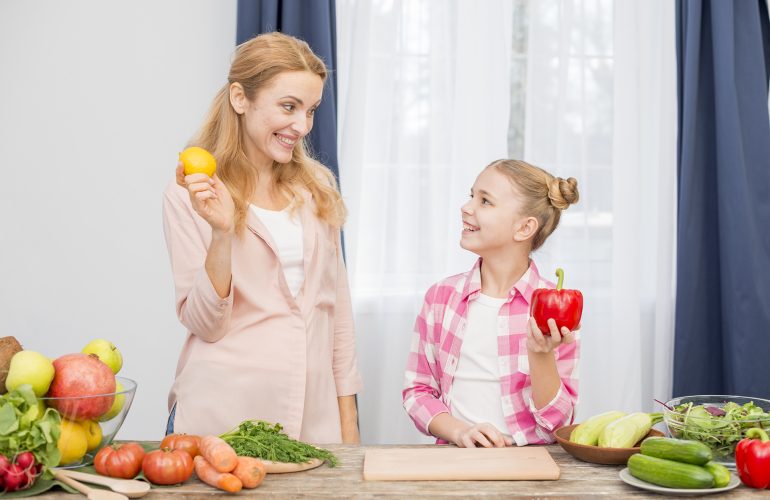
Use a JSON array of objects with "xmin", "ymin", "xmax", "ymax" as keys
[
  {"xmin": 142, "ymin": 448, "xmax": 194, "ymax": 485},
  {"xmin": 94, "ymin": 442, "xmax": 145, "ymax": 479},
  {"xmin": 160, "ymin": 433, "xmax": 201, "ymax": 459}
]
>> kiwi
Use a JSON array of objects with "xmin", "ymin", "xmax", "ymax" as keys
[{"xmin": 0, "ymin": 336, "xmax": 23, "ymax": 393}]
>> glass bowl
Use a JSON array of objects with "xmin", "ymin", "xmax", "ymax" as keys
[
  {"xmin": 40, "ymin": 376, "xmax": 137, "ymax": 468},
  {"xmin": 663, "ymin": 394, "xmax": 770, "ymax": 467}
]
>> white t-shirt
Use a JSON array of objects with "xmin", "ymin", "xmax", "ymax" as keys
[
  {"xmin": 450, "ymin": 293, "xmax": 512, "ymax": 438},
  {"xmin": 249, "ymin": 204, "xmax": 304, "ymax": 297}
]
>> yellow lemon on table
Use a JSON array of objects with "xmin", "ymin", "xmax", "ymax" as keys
[
  {"xmin": 179, "ymin": 146, "xmax": 216, "ymax": 177},
  {"xmin": 58, "ymin": 419, "xmax": 88, "ymax": 465},
  {"xmin": 82, "ymin": 420, "xmax": 103, "ymax": 452}
]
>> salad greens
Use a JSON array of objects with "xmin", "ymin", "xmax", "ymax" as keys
[
  {"xmin": 0, "ymin": 384, "xmax": 61, "ymax": 469},
  {"xmin": 668, "ymin": 400, "xmax": 770, "ymax": 458},
  {"xmin": 220, "ymin": 420, "xmax": 338, "ymax": 466}
]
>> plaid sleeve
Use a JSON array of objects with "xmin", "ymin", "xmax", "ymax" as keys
[
  {"xmin": 402, "ymin": 287, "xmax": 449, "ymax": 436},
  {"xmin": 528, "ymin": 331, "xmax": 581, "ymax": 431}
]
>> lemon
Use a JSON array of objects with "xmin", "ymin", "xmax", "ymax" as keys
[
  {"xmin": 179, "ymin": 146, "xmax": 216, "ymax": 177},
  {"xmin": 58, "ymin": 419, "xmax": 88, "ymax": 465},
  {"xmin": 82, "ymin": 420, "xmax": 103, "ymax": 452}
]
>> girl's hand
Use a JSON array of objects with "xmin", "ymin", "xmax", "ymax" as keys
[
  {"xmin": 176, "ymin": 161, "xmax": 235, "ymax": 235},
  {"xmin": 453, "ymin": 423, "xmax": 513, "ymax": 448},
  {"xmin": 526, "ymin": 317, "xmax": 577, "ymax": 354}
]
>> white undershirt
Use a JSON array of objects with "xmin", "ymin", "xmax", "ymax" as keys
[
  {"xmin": 450, "ymin": 293, "xmax": 512, "ymax": 438},
  {"xmin": 249, "ymin": 204, "xmax": 304, "ymax": 297}
]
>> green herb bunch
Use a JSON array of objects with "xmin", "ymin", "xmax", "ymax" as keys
[
  {"xmin": 220, "ymin": 420, "xmax": 338, "ymax": 466},
  {"xmin": 0, "ymin": 385, "xmax": 62, "ymax": 470}
]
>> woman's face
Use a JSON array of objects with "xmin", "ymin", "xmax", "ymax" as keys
[
  {"xmin": 460, "ymin": 167, "xmax": 532, "ymax": 257},
  {"xmin": 236, "ymin": 71, "xmax": 324, "ymax": 168}
]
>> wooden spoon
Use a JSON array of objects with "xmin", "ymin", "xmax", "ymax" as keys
[
  {"xmin": 57, "ymin": 470, "xmax": 150, "ymax": 498},
  {"xmin": 51, "ymin": 469, "xmax": 128, "ymax": 500}
]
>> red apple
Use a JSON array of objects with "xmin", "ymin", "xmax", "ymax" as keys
[{"xmin": 48, "ymin": 353, "xmax": 116, "ymax": 420}]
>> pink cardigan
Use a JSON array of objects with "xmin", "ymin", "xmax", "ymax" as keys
[{"xmin": 162, "ymin": 183, "xmax": 363, "ymax": 442}]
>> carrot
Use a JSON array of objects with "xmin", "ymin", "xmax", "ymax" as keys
[
  {"xmin": 199, "ymin": 435, "xmax": 238, "ymax": 473},
  {"xmin": 231, "ymin": 456, "xmax": 266, "ymax": 489},
  {"xmin": 194, "ymin": 455, "xmax": 242, "ymax": 493}
]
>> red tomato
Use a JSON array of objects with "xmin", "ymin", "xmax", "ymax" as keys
[
  {"xmin": 142, "ymin": 448, "xmax": 194, "ymax": 485},
  {"xmin": 94, "ymin": 442, "xmax": 146, "ymax": 479},
  {"xmin": 160, "ymin": 433, "xmax": 201, "ymax": 459}
]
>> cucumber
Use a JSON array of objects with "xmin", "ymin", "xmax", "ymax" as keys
[
  {"xmin": 627, "ymin": 454, "xmax": 714, "ymax": 489},
  {"xmin": 703, "ymin": 461, "xmax": 731, "ymax": 488},
  {"xmin": 640, "ymin": 436, "xmax": 712, "ymax": 465}
]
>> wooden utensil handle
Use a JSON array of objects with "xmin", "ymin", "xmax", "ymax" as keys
[
  {"xmin": 52, "ymin": 469, "xmax": 93, "ymax": 495},
  {"xmin": 60, "ymin": 469, "xmax": 114, "ymax": 487}
]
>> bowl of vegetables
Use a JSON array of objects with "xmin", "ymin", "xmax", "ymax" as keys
[{"xmin": 663, "ymin": 395, "xmax": 770, "ymax": 467}]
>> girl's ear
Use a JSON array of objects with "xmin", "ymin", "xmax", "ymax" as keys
[
  {"xmin": 513, "ymin": 216, "xmax": 539, "ymax": 243},
  {"xmin": 229, "ymin": 82, "xmax": 247, "ymax": 115}
]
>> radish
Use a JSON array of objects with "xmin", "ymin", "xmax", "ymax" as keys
[{"xmin": 4, "ymin": 463, "xmax": 27, "ymax": 491}]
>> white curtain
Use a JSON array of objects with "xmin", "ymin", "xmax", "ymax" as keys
[
  {"xmin": 337, "ymin": 0, "xmax": 513, "ymax": 444},
  {"xmin": 337, "ymin": 0, "xmax": 677, "ymax": 444},
  {"xmin": 523, "ymin": 0, "xmax": 677, "ymax": 420}
]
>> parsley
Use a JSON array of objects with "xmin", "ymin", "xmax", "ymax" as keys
[{"xmin": 219, "ymin": 420, "xmax": 338, "ymax": 466}]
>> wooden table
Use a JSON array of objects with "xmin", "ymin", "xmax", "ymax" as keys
[{"xmin": 37, "ymin": 444, "xmax": 767, "ymax": 499}]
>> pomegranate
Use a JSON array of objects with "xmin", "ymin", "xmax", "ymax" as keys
[{"xmin": 48, "ymin": 353, "xmax": 115, "ymax": 420}]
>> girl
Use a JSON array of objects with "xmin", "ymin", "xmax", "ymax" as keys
[
  {"xmin": 403, "ymin": 159, "xmax": 580, "ymax": 447},
  {"xmin": 162, "ymin": 33, "xmax": 362, "ymax": 442}
]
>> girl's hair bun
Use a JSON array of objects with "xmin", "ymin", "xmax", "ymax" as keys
[{"xmin": 547, "ymin": 177, "xmax": 579, "ymax": 210}]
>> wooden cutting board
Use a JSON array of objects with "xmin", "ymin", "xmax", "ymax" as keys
[{"xmin": 363, "ymin": 446, "xmax": 560, "ymax": 481}]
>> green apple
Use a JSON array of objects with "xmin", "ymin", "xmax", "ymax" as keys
[
  {"xmin": 5, "ymin": 351, "xmax": 55, "ymax": 396},
  {"xmin": 98, "ymin": 380, "xmax": 125, "ymax": 421},
  {"xmin": 82, "ymin": 339, "xmax": 123, "ymax": 374}
]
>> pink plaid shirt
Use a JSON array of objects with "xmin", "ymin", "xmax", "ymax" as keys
[{"xmin": 402, "ymin": 258, "xmax": 580, "ymax": 445}]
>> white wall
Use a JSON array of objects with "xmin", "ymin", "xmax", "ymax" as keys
[{"xmin": 0, "ymin": 0, "xmax": 237, "ymax": 440}]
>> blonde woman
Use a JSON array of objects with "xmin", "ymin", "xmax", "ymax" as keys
[{"xmin": 162, "ymin": 32, "xmax": 362, "ymax": 443}]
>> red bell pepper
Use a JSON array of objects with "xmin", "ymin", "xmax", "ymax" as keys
[
  {"xmin": 530, "ymin": 268, "xmax": 583, "ymax": 335},
  {"xmin": 736, "ymin": 427, "xmax": 770, "ymax": 489}
]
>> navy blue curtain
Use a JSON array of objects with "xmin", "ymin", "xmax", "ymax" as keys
[
  {"xmin": 236, "ymin": 0, "xmax": 339, "ymax": 181},
  {"xmin": 673, "ymin": 0, "xmax": 770, "ymax": 398}
]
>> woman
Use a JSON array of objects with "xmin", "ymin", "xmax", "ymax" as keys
[{"xmin": 162, "ymin": 32, "xmax": 362, "ymax": 443}]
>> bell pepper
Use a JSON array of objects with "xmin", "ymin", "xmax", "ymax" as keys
[
  {"xmin": 736, "ymin": 427, "xmax": 770, "ymax": 489},
  {"xmin": 530, "ymin": 268, "xmax": 583, "ymax": 335}
]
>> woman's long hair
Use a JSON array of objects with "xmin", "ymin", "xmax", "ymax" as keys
[{"xmin": 191, "ymin": 32, "xmax": 346, "ymax": 234}]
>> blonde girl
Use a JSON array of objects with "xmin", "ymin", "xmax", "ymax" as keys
[{"xmin": 403, "ymin": 159, "xmax": 580, "ymax": 447}]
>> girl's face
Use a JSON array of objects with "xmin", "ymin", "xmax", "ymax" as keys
[
  {"xmin": 460, "ymin": 167, "xmax": 536, "ymax": 257},
  {"xmin": 233, "ymin": 70, "xmax": 324, "ymax": 168}
]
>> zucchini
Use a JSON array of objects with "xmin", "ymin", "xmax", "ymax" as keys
[
  {"xmin": 570, "ymin": 411, "xmax": 626, "ymax": 445},
  {"xmin": 640, "ymin": 436, "xmax": 712, "ymax": 465},
  {"xmin": 703, "ymin": 461, "xmax": 731, "ymax": 488},
  {"xmin": 598, "ymin": 412, "xmax": 662, "ymax": 448},
  {"xmin": 627, "ymin": 454, "xmax": 714, "ymax": 489}
]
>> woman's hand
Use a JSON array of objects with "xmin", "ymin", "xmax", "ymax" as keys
[
  {"xmin": 176, "ymin": 162, "xmax": 235, "ymax": 235},
  {"xmin": 453, "ymin": 423, "xmax": 513, "ymax": 448},
  {"xmin": 526, "ymin": 317, "xmax": 577, "ymax": 354}
]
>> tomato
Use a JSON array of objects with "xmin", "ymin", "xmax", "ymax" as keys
[
  {"xmin": 94, "ymin": 442, "xmax": 145, "ymax": 479},
  {"xmin": 160, "ymin": 433, "xmax": 201, "ymax": 459},
  {"xmin": 142, "ymin": 448, "xmax": 194, "ymax": 485}
]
